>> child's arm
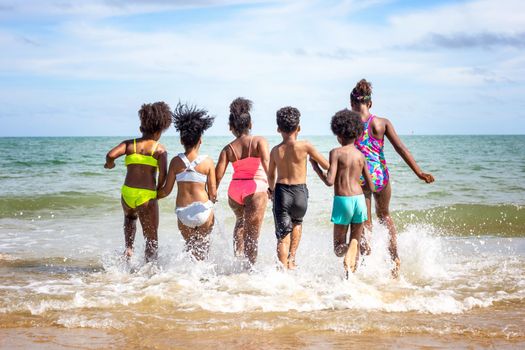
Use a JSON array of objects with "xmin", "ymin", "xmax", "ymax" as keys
[
  {"xmin": 258, "ymin": 137, "xmax": 271, "ymax": 177},
  {"xmin": 206, "ymin": 159, "xmax": 218, "ymax": 203},
  {"xmin": 384, "ymin": 119, "xmax": 434, "ymax": 183},
  {"xmin": 215, "ymin": 147, "xmax": 230, "ymax": 190},
  {"xmin": 157, "ymin": 157, "xmax": 177, "ymax": 199},
  {"xmin": 306, "ymin": 142, "xmax": 330, "ymax": 170},
  {"xmin": 361, "ymin": 154, "xmax": 375, "ymax": 192},
  {"xmin": 104, "ymin": 141, "xmax": 127, "ymax": 169},
  {"xmin": 156, "ymin": 147, "xmax": 168, "ymax": 191},
  {"xmin": 311, "ymin": 150, "xmax": 338, "ymax": 186},
  {"xmin": 267, "ymin": 147, "xmax": 277, "ymax": 194}
]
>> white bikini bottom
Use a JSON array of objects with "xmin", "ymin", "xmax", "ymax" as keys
[{"xmin": 175, "ymin": 201, "xmax": 214, "ymax": 228}]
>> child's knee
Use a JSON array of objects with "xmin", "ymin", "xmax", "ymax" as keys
[{"xmin": 125, "ymin": 214, "xmax": 138, "ymax": 221}]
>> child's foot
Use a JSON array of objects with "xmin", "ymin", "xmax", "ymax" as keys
[
  {"xmin": 391, "ymin": 257, "xmax": 401, "ymax": 279},
  {"xmin": 344, "ymin": 239, "xmax": 359, "ymax": 273},
  {"xmin": 124, "ymin": 248, "xmax": 133, "ymax": 260},
  {"xmin": 360, "ymin": 236, "xmax": 371, "ymax": 256},
  {"xmin": 287, "ymin": 258, "xmax": 297, "ymax": 270}
]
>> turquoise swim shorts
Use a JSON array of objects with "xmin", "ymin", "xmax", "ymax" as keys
[{"xmin": 331, "ymin": 194, "xmax": 368, "ymax": 225}]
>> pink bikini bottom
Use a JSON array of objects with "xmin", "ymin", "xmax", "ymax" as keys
[{"xmin": 228, "ymin": 178, "xmax": 268, "ymax": 205}]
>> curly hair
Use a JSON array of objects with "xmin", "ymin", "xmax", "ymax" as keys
[
  {"xmin": 229, "ymin": 97, "xmax": 252, "ymax": 136},
  {"xmin": 139, "ymin": 101, "xmax": 172, "ymax": 134},
  {"xmin": 276, "ymin": 106, "xmax": 300, "ymax": 133},
  {"xmin": 331, "ymin": 109, "xmax": 364, "ymax": 141},
  {"xmin": 172, "ymin": 102, "xmax": 214, "ymax": 149},
  {"xmin": 350, "ymin": 79, "xmax": 373, "ymax": 105}
]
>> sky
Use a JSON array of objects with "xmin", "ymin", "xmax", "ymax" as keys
[{"xmin": 0, "ymin": 0, "xmax": 524, "ymax": 136}]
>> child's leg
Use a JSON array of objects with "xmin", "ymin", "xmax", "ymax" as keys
[
  {"xmin": 243, "ymin": 192, "xmax": 268, "ymax": 266},
  {"xmin": 373, "ymin": 183, "xmax": 400, "ymax": 277},
  {"xmin": 121, "ymin": 198, "xmax": 138, "ymax": 258},
  {"xmin": 363, "ymin": 189, "xmax": 373, "ymax": 231},
  {"xmin": 276, "ymin": 234, "xmax": 291, "ymax": 268},
  {"xmin": 137, "ymin": 199, "xmax": 159, "ymax": 262},
  {"xmin": 287, "ymin": 224, "xmax": 302, "ymax": 269},
  {"xmin": 333, "ymin": 224, "xmax": 349, "ymax": 257},
  {"xmin": 344, "ymin": 223, "xmax": 363, "ymax": 273},
  {"xmin": 361, "ymin": 189, "xmax": 372, "ymax": 256},
  {"xmin": 228, "ymin": 197, "xmax": 245, "ymax": 258},
  {"xmin": 179, "ymin": 213, "xmax": 214, "ymax": 261}
]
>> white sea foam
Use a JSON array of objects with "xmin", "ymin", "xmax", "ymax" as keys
[{"xmin": 2, "ymin": 223, "xmax": 522, "ymax": 320}]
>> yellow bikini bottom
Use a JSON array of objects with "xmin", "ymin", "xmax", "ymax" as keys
[{"xmin": 121, "ymin": 185, "xmax": 157, "ymax": 209}]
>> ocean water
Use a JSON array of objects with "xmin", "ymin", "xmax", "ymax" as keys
[{"xmin": 0, "ymin": 135, "xmax": 524, "ymax": 349}]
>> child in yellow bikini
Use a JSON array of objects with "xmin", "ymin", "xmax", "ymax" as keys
[{"xmin": 104, "ymin": 102, "xmax": 172, "ymax": 262}]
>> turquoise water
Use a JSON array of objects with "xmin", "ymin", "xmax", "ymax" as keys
[{"xmin": 0, "ymin": 135, "xmax": 524, "ymax": 345}]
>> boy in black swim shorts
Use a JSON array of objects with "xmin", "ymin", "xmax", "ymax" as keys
[{"xmin": 268, "ymin": 107, "xmax": 329, "ymax": 269}]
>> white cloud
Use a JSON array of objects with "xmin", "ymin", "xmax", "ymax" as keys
[{"xmin": 0, "ymin": 0, "xmax": 524, "ymax": 135}]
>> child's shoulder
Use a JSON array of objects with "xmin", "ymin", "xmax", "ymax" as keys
[
  {"xmin": 271, "ymin": 141, "xmax": 284, "ymax": 151},
  {"xmin": 329, "ymin": 146, "xmax": 342, "ymax": 155},
  {"xmin": 253, "ymin": 135, "xmax": 268, "ymax": 144},
  {"xmin": 296, "ymin": 139, "xmax": 313, "ymax": 148},
  {"xmin": 156, "ymin": 143, "xmax": 167, "ymax": 153},
  {"xmin": 370, "ymin": 115, "xmax": 390, "ymax": 129}
]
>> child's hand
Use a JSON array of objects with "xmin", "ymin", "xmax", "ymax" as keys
[
  {"xmin": 104, "ymin": 161, "xmax": 115, "ymax": 169},
  {"xmin": 309, "ymin": 158, "xmax": 321, "ymax": 172},
  {"xmin": 417, "ymin": 171, "xmax": 434, "ymax": 183}
]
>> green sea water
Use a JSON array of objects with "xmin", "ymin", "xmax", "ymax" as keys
[{"xmin": 0, "ymin": 135, "xmax": 523, "ymax": 235}]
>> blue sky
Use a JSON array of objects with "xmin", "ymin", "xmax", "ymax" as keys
[{"xmin": 0, "ymin": 0, "xmax": 524, "ymax": 136}]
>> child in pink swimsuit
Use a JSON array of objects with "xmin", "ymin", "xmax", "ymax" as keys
[
  {"xmin": 228, "ymin": 136, "xmax": 268, "ymax": 205},
  {"xmin": 215, "ymin": 97, "xmax": 270, "ymax": 268}
]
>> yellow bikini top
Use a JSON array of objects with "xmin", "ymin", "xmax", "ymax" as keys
[{"xmin": 125, "ymin": 139, "xmax": 159, "ymax": 168}]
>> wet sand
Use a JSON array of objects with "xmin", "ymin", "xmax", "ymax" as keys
[{"xmin": 1, "ymin": 327, "xmax": 524, "ymax": 349}]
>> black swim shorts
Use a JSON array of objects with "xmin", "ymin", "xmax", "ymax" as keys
[{"xmin": 272, "ymin": 183, "xmax": 308, "ymax": 240}]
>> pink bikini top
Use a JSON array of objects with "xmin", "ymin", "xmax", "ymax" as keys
[{"xmin": 229, "ymin": 137, "xmax": 267, "ymax": 181}]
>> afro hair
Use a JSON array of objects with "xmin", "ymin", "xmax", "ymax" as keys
[
  {"xmin": 172, "ymin": 102, "xmax": 215, "ymax": 149},
  {"xmin": 276, "ymin": 106, "xmax": 301, "ymax": 133},
  {"xmin": 331, "ymin": 109, "xmax": 364, "ymax": 141},
  {"xmin": 139, "ymin": 101, "xmax": 172, "ymax": 134},
  {"xmin": 229, "ymin": 97, "xmax": 252, "ymax": 136}
]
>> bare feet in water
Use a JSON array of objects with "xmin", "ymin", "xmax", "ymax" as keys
[
  {"xmin": 287, "ymin": 258, "xmax": 297, "ymax": 270},
  {"xmin": 124, "ymin": 248, "xmax": 133, "ymax": 260},
  {"xmin": 360, "ymin": 236, "xmax": 371, "ymax": 256},
  {"xmin": 391, "ymin": 257, "xmax": 401, "ymax": 279}
]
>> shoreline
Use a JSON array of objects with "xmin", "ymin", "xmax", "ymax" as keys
[{"xmin": 1, "ymin": 327, "xmax": 523, "ymax": 349}]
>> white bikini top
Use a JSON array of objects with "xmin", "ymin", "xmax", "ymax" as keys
[{"xmin": 176, "ymin": 153, "xmax": 208, "ymax": 183}]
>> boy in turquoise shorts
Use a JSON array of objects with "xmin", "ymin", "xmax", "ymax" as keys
[{"xmin": 311, "ymin": 109, "xmax": 374, "ymax": 276}]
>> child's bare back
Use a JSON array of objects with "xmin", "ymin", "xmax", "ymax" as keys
[
  {"xmin": 271, "ymin": 140, "xmax": 324, "ymax": 185},
  {"xmin": 268, "ymin": 106, "xmax": 329, "ymax": 269},
  {"xmin": 331, "ymin": 144, "xmax": 367, "ymax": 196}
]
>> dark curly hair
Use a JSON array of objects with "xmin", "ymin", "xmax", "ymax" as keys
[
  {"xmin": 331, "ymin": 109, "xmax": 364, "ymax": 141},
  {"xmin": 229, "ymin": 97, "xmax": 252, "ymax": 136},
  {"xmin": 139, "ymin": 101, "xmax": 172, "ymax": 134},
  {"xmin": 276, "ymin": 106, "xmax": 300, "ymax": 133},
  {"xmin": 350, "ymin": 79, "xmax": 372, "ymax": 106},
  {"xmin": 172, "ymin": 102, "xmax": 214, "ymax": 149}
]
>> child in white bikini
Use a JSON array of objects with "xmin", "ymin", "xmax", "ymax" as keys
[{"xmin": 157, "ymin": 103, "xmax": 216, "ymax": 260}]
